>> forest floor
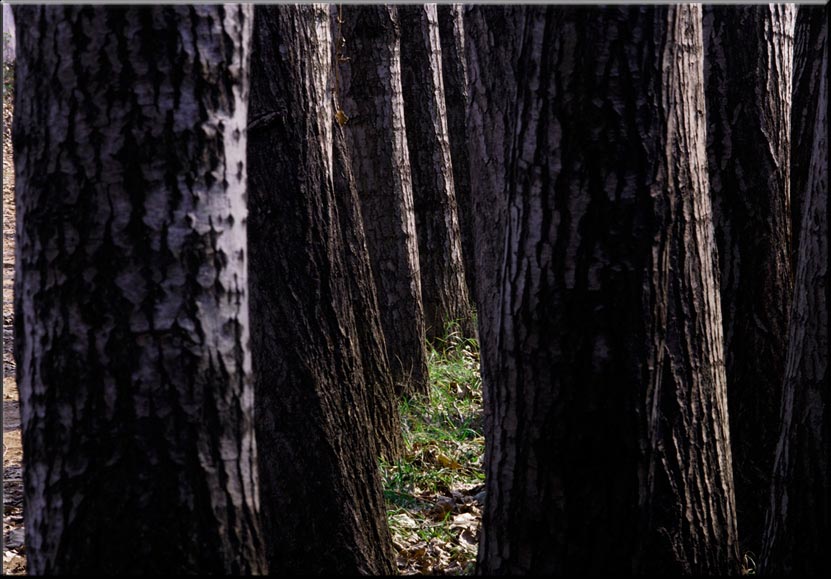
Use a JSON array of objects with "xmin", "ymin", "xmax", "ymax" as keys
[
  {"xmin": 384, "ymin": 329, "xmax": 485, "ymax": 575},
  {"xmin": 3, "ymin": 62, "xmax": 25, "ymax": 576},
  {"xmin": 0, "ymin": 65, "xmax": 483, "ymax": 575}
]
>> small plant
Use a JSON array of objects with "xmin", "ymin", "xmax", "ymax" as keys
[
  {"xmin": 381, "ymin": 320, "xmax": 485, "ymax": 574},
  {"xmin": 741, "ymin": 551, "xmax": 757, "ymax": 575},
  {"xmin": 3, "ymin": 58, "xmax": 14, "ymax": 103}
]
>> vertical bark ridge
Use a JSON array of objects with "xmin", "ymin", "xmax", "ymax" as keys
[
  {"xmin": 331, "ymin": 120, "xmax": 404, "ymax": 461},
  {"xmin": 399, "ymin": 4, "xmax": 474, "ymax": 342},
  {"xmin": 437, "ymin": 4, "xmax": 477, "ymax": 302},
  {"xmin": 463, "ymin": 8, "xmax": 525, "ymax": 507},
  {"xmin": 335, "ymin": 4, "xmax": 429, "ymax": 398},
  {"xmin": 761, "ymin": 16, "xmax": 828, "ymax": 574},
  {"xmin": 472, "ymin": 6, "xmax": 738, "ymax": 574},
  {"xmin": 247, "ymin": 5, "xmax": 395, "ymax": 574},
  {"xmin": 702, "ymin": 4, "xmax": 795, "ymax": 552}
]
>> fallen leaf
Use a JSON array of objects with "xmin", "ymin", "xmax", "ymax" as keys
[
  {"xmin": 436, "ymin": 453, "xmax": 462, "ymax": 470},
  {"xmin": 390, "ymin": 513, "xmax": 418, "ymax": 529},
  {"xmin": 450, "ymin": 512, "xmax": 478, "ymax": 532}
]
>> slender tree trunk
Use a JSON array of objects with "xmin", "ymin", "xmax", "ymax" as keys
[
  {"xmin": 702, "ymin": 4, "xmax": 795, "ymax": 553},
  {"xmin": 789, "ymin": 5, "xmax": 826, "ymax": 269},
  {"xmin": 12, "ymin": 5, "xmax": 265, "ymax": 574},
  {"xmin": 471, "ymin": 6, "xmax": 739, "ymax": 574},
  {"xmin": 247, "ymin": 5, "xmax": 396, "ymax": 574},
  {"xmin": 438, "ymin": 4, "xmax": 476, "ymax": 302},
  {"xmin": 761, "ymin": 15, "xmax": 828, "ymax": 576},
  {"xmin": 399, "ymin": 4, "xmax": 474, "ymax": 342},
  {"xmin": 334, "ymin": 4, "xmax": 429, "ymax": 398}
]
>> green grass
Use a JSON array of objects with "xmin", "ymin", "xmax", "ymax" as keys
[
  {"xmin": 3, "ymin": 54, "xmax": 13, "ymax": 100},
  {"xmin": 381, "ymin": 319, "xmax": 484, "ymax": 574}
]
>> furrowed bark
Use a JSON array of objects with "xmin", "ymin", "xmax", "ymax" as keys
[
  {"xmin": 761, "ymin": 15, "xmax": 828, "ymax": 575},
  {"xmin": 703, "ymin": 4, "xmax": 795, "ymax": 552},
  {"xmin": 789, "ymin": 5, "xmax": 826, "ymax": 269},
  {"xmin": 463, "ymin": 6, "xmax": 524, "ymax": 477},
  {"xmin": 12, "ymin": 5, "xmax": 266, "ymax": 574},
  {"xmin": 438, "ymin": 4, "xmax": 477, "ymax": 302},
  {"xmin": 472, "ymin": 6, "xmax": 739, "ymax": 574},
  {"xmin": 399, "ymin": 4, "xmax": 474, "ymax": 342},
  {"xmin": 331, "ymin": 120, "xmax": 404, "ymax": 461},
  {"xmin": 334, "ymin": 4, "xmax": 429, "ymax": 399},
  {"xmin": 247, "ymin": 5, "xmax": 395, "ymax": 574}
]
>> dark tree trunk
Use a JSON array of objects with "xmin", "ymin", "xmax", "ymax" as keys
[
  {"xmin": 702, "ymin": 4, "xmax": 795, "ymax": 553},
  {"xmin": 463, "ymin": 6, "xmax": 524, "ymax": 451},
  {"xmin": 761, "ymin": 16, "xmax": 828, "ymax": 576},
  {"xmin": 789, "ymin": 5, "xmax": 826, "ymax": 269},
  {"xmin": 471, "ymin": 6, "xmax": 739, "ymax": 575},
  {"xmin": 247, "ymin": 5, "xmax": 396, "ymax": 574},
  {"xmin": 331, "ymin": 122, "xmax": 404, "ymax": 461},
  {"xmin": 334, "ymin": 5, "xmax": 429, "ymax": 398},
  {"xmin": 399, "ymin": 4, "xmax": 474, "ymax": 342},
  {"xmin": 12, "ymin": 5, "xmax": 266, "ymax": 574},
  {"xmin": 438, "ymin": 4, "xmax": 476, "ymax": 302}
]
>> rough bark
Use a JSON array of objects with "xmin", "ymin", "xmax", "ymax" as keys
[
  {"xmin": 399, "ymin": 4, "xmax": 474, "ymax": 342},
  {"xmin": 702, "ymin": 4, "xmax": 795, "ymax": 553},
  {"xmin": 761, "ymin": 17, "xmax": 828, "ymax": 575},
  {"xmin": 331, "ymin": 123, "xmax": 404, "ymax": 462},
  {"xmin": 247, "ymin": 5, "xmax": 396, "ymax": 574},
  {"xmin": 472, "ymin": 6, "xmax": 739, "ymax": 574},
  {"xmin": 334, "ymin": 4, "xmax": 429, "ymax": 398},
  {"xmin": 789, "ymin": 5, "xmax": 826, "ymax": 269},
  {"xmin": 12, "ymin": 5, "xmax": 266, "ymax": 574},
  {"xmin": 438, "ymin": 4, "xmax": 476, "ymax": 302},
  {"xmin": 463, "ymin": 6, "xmax": 524, "ymax": 457}
]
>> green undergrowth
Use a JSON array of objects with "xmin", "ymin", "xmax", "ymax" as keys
[{"xmin": 381, "ymin": 320, "xmax": 485, "ymax": 574}]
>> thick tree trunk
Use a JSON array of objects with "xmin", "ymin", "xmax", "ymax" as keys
[
  {"xmin": 12, "ymin": 5, "xmax": 266, "ymax": 574},
  {"xmin": 702, "ymin": 4, "xmax": 795, "ymax": 553},
  {"xmin": 247, "ymin": 5, "xmax": 396, "ymax": 574},
  {"xmin": 761, "ymin": 17, "xmax": 828, "ymax": 576},
  {"xmin": 399, "ymin": 4, "xmax": 474, "ymax": 342},
  {"xmin": 334, "ymin": 4, "xmax": 429, "ymax": 398},
  {"xmin": 472, "ymin": 6, "xmax": 739, "ymax": 575},
  {"xmin": 437, "ymin": 4, "xmax": 476, "ymax": 302},
  {"xmin": 331, "ymin": 123, "xmax": 404, "ymax": 461},
  {"xmin": 463, "ymin": 7, "xmax": 524, "ymax": 461},
  {"xmin": 789, "ymin": 5, "xmax": 826, "ymax": 269}
]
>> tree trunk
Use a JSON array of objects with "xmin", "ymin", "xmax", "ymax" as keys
[
  {"xmin": 247, "ymin": 5, "xmax": 396, "ymax": 574},
  {"xmin": 702, "ymin": 4, "xmax": 795, "ymax": 553},
  {"xmin": 437, "ymin": 4, "xmax": 476, "ymax": 302},
  {"xmin": 761, "ymin": 16, "xmax": 828, "ymax": 576},
  {"xmin": 331, "ymin": 122, "xmax": 404, "ymax": 462},
  {"xmin": 12, "ymin": 5, "xmax": 266, "ymax": 574},
  {"xmin": 399, "ymin": 4, "xmax": 474, "ymax": 342},
  {"xmin": 463, "ymin": 6, "xmax": 524, "ymax": 463},
  {"xmin": 789, "ymin": 5, "xmax": 826, "ymax": 269},
  {"xmin": 334, "ymin": 4, "xmax": 429, "ymax": 398},
  {"xmin": 472, "ymin": 6, "xmax": 739, "ymax": 574}
]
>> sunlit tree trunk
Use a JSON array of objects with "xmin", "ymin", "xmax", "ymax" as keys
[
  {"xmin": 703, "ymin": 4, "xmax": 795, "ymax": 552},
  {"xmin": 12, "ymin": 5, "xmax": 265, "ymax": 574}
]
